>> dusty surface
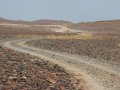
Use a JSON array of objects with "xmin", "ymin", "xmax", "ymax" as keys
[
  {"xmin": 26, "ymin": 34, "xmax": 120, "ymax": 64},
  {"xmin": 1, "ymin": 18, "xmax": 120, "ymax": 90},
  {"xmin": 26, "ymin": 34, "xmax": 120, "ymax": 90},
  {"xmin": 2, "ymin": 39, "xmax": 120, "ymax": 90},
  {"xmin": 0, "ymin": 45, "xmax": 83, "ymax": 90}
]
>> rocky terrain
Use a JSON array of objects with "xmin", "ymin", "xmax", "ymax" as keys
[
  {"xmin": 1, "ymin": 18, "xmax": 120, "ymax": 90},
  {"xmin": 26, "ymin": 34, "xmax": 120, "ymax": 64},
  {"xmin": 0, "ymin": 46, "xmax": 82, "ymax": 90},
  {"xmin": 24, "ymin": 34, "xmax": 120, "ymax": 90}
]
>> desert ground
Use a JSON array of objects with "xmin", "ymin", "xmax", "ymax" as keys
[{"xmin": 0, "ymin": 18, "xmax": 120, "ymax": 90}]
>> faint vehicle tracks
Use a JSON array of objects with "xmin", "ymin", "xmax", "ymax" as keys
[{"xmin": 2, "ymin": 39, "xmax": 120, "ymax": 90}]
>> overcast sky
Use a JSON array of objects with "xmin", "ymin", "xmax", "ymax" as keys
[{"xmin": 0, "ymin": 0, "xmax": 120, "ymax": 22}]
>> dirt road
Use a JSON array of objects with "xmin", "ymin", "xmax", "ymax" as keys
[{"xmin": 2, "ymin": 39, "xmax": 120, "ymax": 90}]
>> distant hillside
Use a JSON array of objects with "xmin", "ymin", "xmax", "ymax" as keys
[
  {"xmin": 0, "ymin": 17, "xmax": 15, "ymax": 23},
  {"xmin": 32, "ymin": 19, "xmax": 73, "ymax": 26},
  {"xmin": 0, "ymin": 17, "xmax": 30, "ymax": 24},
  {"xmin": 0, "ymin": 17, "xmax": 73, "ymax": 26},
  {"xmin": 1, "ymin": 17, "xmax": 120, "ymax": 33},
  {"xmin": 70, "ymin": 20, "xmax": 120, "ymax": 33}
]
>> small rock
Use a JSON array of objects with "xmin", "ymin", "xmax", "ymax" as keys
[
  {"xmin": 21, "ymin": 76, "xmax": 27, "ymax": 82},
  {"xmin": 9, "ymin": 76, "xmax": 18, "ymax": 82}
]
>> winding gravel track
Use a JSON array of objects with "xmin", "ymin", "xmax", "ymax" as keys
[{"xmin": 2, "ymin": 39, "xmax": 120, "ymax": 90}]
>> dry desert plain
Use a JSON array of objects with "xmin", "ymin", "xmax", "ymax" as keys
[{"xmin": 0, "ymin": 18, "xmax": 120, "ymax": 90}]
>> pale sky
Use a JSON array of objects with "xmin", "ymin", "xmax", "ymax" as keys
[{"xmin": 0, "ymin": 0, "xmax": 120, "ymax": 22}]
